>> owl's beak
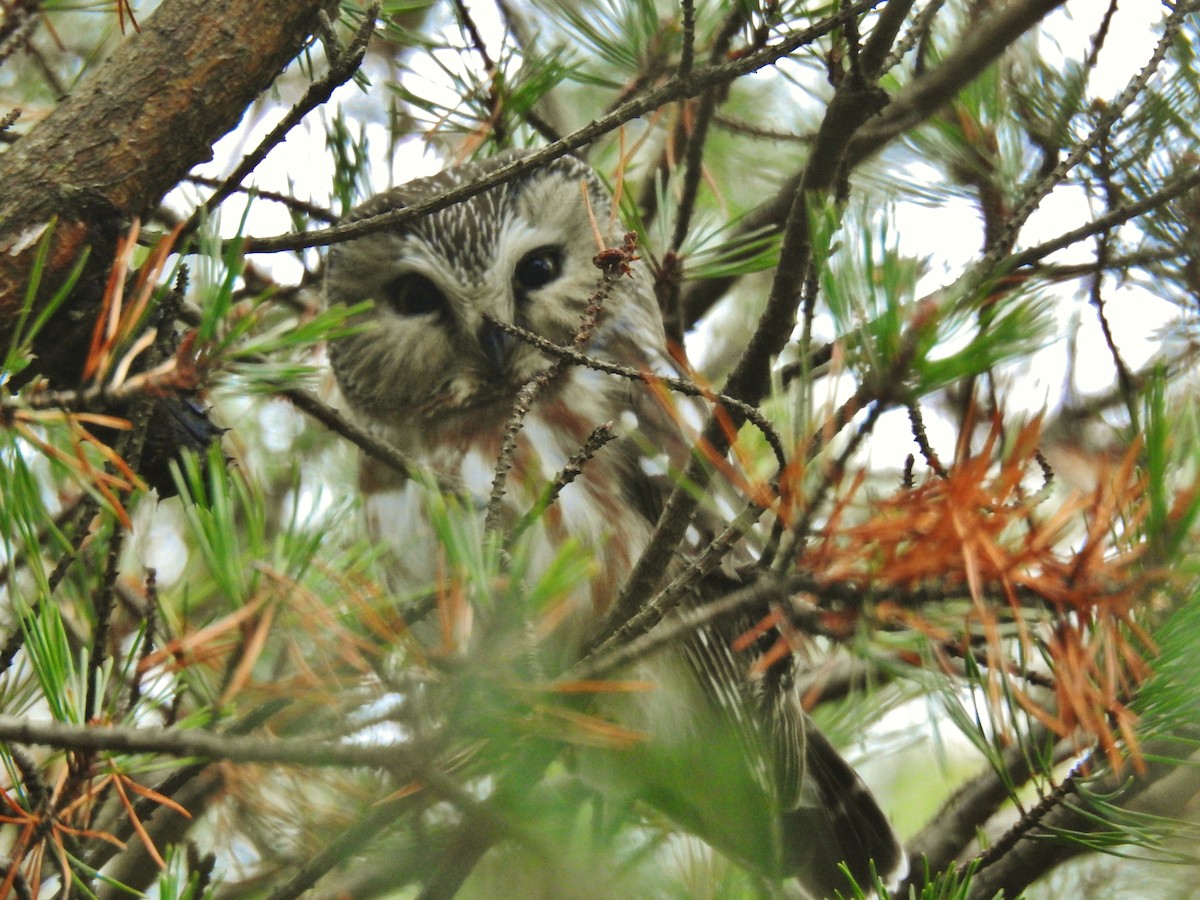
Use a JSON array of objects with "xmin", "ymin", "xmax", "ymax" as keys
[{"xmin": 477, "ymin": 318, "xmax": 517, "ymax": 374}]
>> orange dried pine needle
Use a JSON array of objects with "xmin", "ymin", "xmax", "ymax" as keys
[{"xmin": 792, "ymin": 417, "xmax": 1158, "ymax": 773}]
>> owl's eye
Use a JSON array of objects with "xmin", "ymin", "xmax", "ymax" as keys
[
  {"xmin": 514, "ymin": 247, "xmax": 563, "ymax": 291},
  {"xmin": 381, "ymin": 274, "xmax": 447, "ymax": 317}
]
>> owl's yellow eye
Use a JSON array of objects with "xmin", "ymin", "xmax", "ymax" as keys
[
  {"xmin": 514, "ymin": 246, "xmax": 563, "ymax": 291},
  {"xmin": 382, "ymin": 273, "xmax": 446, "ymax": 317}
]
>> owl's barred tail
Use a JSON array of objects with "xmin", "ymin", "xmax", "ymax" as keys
[{"xmin": 786, "ymin": 722, "xmax": 906, "ymax": 897}]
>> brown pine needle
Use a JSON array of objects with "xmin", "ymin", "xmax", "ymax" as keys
[
  {"xmin": 112, "ymin": 774, "xmax": 166, "ymax": 869},
  {"xmin": 539, "ymin": 679, "xmax": 655, "ymax": 694}
]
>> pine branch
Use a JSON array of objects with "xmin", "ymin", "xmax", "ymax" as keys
[
  {"xmin": 0, "ymin": 715, "xmax": 428, "ymax": 771},
  {"xmin": 977, "ymin": 0, "xmax": 1198, "ymax": 268},
  {"xmin": 962, "ymin": 749, "xmax": 1200, "ymax": 899},
  {"xmin": 901, "ymin": 723, "xmax": 1060, "ymax": 891}
]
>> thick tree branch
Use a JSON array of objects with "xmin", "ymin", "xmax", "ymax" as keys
[
  {"xmin": 901, "ymin": 724, "xmax": 1059, "ymax": 892},
  {"xmin": 965, "ymin": 740, "xmax": 1200, "ymax": 899},
  {"xmin": 0, "ymin": 0, "xmax": 335, "ymax": 376},
  {"xmin": 848, "ymin": 0, "xmax": 1066, "ymax": 163}
]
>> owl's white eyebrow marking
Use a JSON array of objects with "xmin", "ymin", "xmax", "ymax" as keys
[{"xmin": 493, "ymin": 219, "xmax": 546, "ymax": 271}]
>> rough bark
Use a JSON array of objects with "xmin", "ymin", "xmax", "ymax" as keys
[{"xmin": 0, "ymin": 0, "xmax": 333, "ymax": 381}]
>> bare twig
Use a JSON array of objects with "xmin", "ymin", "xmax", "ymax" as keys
[
  {"xmin": 452, "ymin": 0, "xmax": 508, "ymax": 147},
  {"xmin": 658, "ymin": 0, "xmax": 749, "ymax": 338},
  {"xmin": 666, "ymin": 0, "xmax": 748, "ymax": 257},
  {"xmin": 662, "ymin": 91, "xmax": 718, "ymax": 342},
  {"xmin": 908, "ymin": 400, "xmax": 948, "ymax": 478},
  {"xmin": 711, "ymin": 114, "xmax": 815, "ymax": 142},
  {"xmin": 0, "ymin": 6, "xmax": 39, "ymax": 71},
  {"xmin": 1086, "ymin": 122, "xmax": 1141, "ymax": 432},
  {"xmin": 505, "ymin": 422, "xmax": 617, "ymax": 550},
  {"xmin": 1006, "ymin": 168, "xmax": 1200, "ymax": 273},
  {"xmin": 678, "ymin": 0, "xmax": 696, "ymax": 78},
  {"xmin": 481, "ymin": 315, "xmax": 787, "ymax": 469},
  {"xmin": 181, "ymin": 174, "xmax": 337, "ymax": 223},
  {"xmin": 978, "ymin": 0, "xmax": 1197, "ymax": 268},
  {"xmin": 83, "ymin": 525, "xmax": 125, "ymax": 723},
  {"xmin": 877, "ymin": 0, "xmax": 947, "ymax": 76},
  {"xmin": 483, "ymin": 272, "xmax": 619, "ymax": 537},
  {"xmin": 181, "ymin": 4, "xmax": 379, "ymax": 234}
]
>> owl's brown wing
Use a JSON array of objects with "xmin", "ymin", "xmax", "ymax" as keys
[{"xmin": 782, "ymin": 714, "xmax": 907, "ymax": 894}]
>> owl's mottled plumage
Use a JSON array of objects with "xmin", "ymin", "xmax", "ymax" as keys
[{"xmin": 326, "ymin": 151, "xmax": 903, "ymax": 894}]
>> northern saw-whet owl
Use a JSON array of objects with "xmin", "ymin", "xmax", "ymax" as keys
[{"xmin": 326, "ymin": 150, "xmax": 903, "ymax": 896}]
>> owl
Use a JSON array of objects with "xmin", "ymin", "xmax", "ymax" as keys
[{"xmin": 325, "ymin": 150, "xmax": 903, "ymax": 896}]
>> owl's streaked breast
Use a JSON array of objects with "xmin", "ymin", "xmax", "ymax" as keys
[{"xmin": 358, "ymin": 364, "xmax": 661, "ymax": 641}]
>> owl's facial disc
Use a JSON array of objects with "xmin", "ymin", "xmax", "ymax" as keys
[
  {"xmin": 326, "ymin": 154, "xmax": 660, "ymax": 433},
  {"xmin": 366, "ymin": 239, "xmax": 572, "ymax": 410}
]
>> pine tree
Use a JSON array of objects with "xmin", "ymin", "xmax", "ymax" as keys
[{"xmin": 0, "ymin": 1, "xmax": 1198, "ymax": 897}]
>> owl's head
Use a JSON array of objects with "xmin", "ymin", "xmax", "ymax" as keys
[{"xmin": 325, "ymin": 151, "xmax": 662, "ymax": 438}]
